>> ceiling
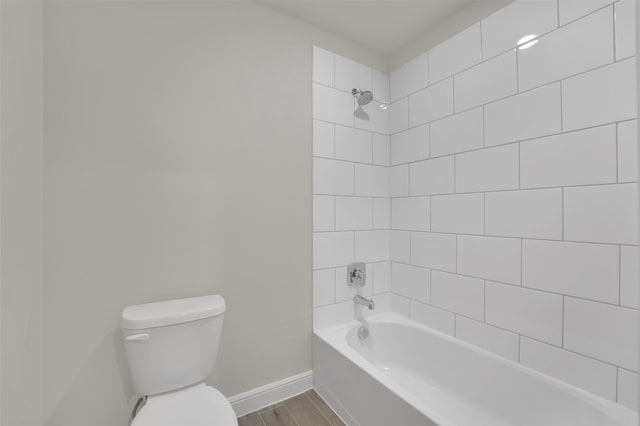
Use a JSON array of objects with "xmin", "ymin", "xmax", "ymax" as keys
[{"xmin": 263, "ymin": 0, "xmax": 475, "ymax": 56}]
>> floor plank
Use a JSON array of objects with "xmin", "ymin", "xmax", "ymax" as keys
[
  {"xmin": 238, "ymin": 412, "xmax": 265, "ymax": 426},
  {"xmin": 283, "ymin": 393, "xmax": 331, "ymax": 426},
  {"xmin": 259, "ymin": 403, "xmax": 299, "ymax": 426},
  {"xmin": 304, "ymin": 390, "xmax": 345, "ymax": 426}
]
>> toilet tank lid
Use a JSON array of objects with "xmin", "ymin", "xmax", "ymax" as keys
[{"xmin": 121, "ymin": 295, "xmax": 226, "ymax": 330}]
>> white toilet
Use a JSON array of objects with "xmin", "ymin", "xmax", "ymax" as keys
[{"xmin": 121, "ymin": 295, "xmax": 238, "ymax": 426}]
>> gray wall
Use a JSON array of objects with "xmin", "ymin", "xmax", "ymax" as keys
[
  {"xmin": 1, "ymin": 2, "xmax": 44, "ymax": 425},
  {"xmin": 43, "ymin": 2, "xmax": 384, "ymax": 425}
]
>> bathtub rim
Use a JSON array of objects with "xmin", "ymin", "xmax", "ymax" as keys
[{"xmin": 314, "ymin": 311, "xmax": 637, "ymax": 426}]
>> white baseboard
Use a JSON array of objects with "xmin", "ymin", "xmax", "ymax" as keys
[{"xmin": 228, "ymin": 370, "xmax": 313, "ymax": 417}]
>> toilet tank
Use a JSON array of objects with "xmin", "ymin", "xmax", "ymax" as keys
[{"xmin": 121, "ymin": 295, "xmax": 226, "ymax": 396}]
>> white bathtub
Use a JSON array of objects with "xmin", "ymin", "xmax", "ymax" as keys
[{"xmin": 313, "ymin": 312, "xmax": 637, "ymax": 426}]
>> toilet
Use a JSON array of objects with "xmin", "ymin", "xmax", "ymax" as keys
[{"xmin": 121, "ymin": 295, "xmax": 238, "ymax": 426}]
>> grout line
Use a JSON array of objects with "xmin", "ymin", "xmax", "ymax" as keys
[
  {"xmin": 317, "ymin": 180, "xmax": 638, "ymax": 200},
  {"xmin": 518, "ymin": 335, "xmax": 521, "ymax": 363},
  {"xmin": 561, "ymin": 296, "xmax": 565, "ymax": 346},
  {"xmin": 559, "ymin": 81, "xmax": 564, "ymax": 132},
  {"xmin": 335, "ymin": 120, "xmax": 629, "ymax": 167},
  {"xmin": 615, "ymin": 123, "xmax": 619, "ymax": 183},
  {"xmin": 384, "ymin": 57, "xmax": 631, "ymax": 135},
  {"xmin": 615, "ymin": 367, "xmax": 619, "ymax": 402},
  {"xmin": 561, "ymin": 188, "xmax": 564, "ymax": 240},
  {"xmin": 517, "ymin": 143, "xmax": 521, "ymax": 189},
  {"xmin": 618, "ymin": 245, "xmax": 622, "ymax": 305},
  {"xmin": 520, "ymin": 239, "xmax": 524, "ymax": 285},
  {"xmin": 389, "ymin": 258, "xmax": 636, "ymax": 309},
  {"xmin": 556, "ymin": 0, "xmax": 560, "ymax": 28}
]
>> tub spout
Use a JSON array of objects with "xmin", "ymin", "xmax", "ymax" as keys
[{"xmin": 354, "ymin": 295, "xmax": 375, "ymax": 310}]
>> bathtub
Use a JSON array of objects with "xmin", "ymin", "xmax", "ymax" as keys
[{"xmin": 313, "ymin": 312, "xmax": 637, "ymax": 426}]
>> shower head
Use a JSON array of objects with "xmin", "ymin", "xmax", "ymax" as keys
[{"xmin": 352, "ymin": 88, "xmax": 374, "ymax": 105}]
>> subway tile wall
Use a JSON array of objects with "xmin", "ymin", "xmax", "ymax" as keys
[
  {"xmin": 313, "ymin": 0, "xmax": 638, "ymax": 411},
  {"xmin": 386, "ymin": 0, "xmax": 638, "ymax": 410},
  {"xmin": 312, "ymin": 46, "xmax": 397, "ymax": 330}
]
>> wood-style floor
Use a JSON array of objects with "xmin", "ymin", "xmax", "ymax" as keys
[{"xmin": 237, "ymin": 389, "xmax": 345, "ymax": 426}]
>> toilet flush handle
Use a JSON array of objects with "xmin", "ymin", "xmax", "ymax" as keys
[{"xmin": 125, "ymin": 333, "xmax": 150, "ymax": 343}]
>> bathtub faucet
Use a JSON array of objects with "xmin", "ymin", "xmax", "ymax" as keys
[{"xmin": 354, "ymin": 295, "xmax": 375, "ymax": 310}]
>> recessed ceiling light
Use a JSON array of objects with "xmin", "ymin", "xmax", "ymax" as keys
[{"xmin": 517, "ymin": 34, "xmax": 539, "ymax": 50}]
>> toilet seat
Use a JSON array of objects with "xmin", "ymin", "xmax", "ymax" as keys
[{"xmin": 132, "ymin": 383, "xmax": 238, "ymax": 426}]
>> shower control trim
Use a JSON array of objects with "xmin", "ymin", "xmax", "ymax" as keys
[{"xmin": 348, "ymin": 262, "xmax": 366, "ymax": 287}]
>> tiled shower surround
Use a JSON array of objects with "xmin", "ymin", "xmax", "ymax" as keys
[{"xmin": 313, "ymin": 0, "xmax": 638, "ymax": 410}]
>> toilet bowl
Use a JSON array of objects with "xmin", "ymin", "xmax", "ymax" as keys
[{"xmin": 121, "ymin": 295, "xmax": 237, "ymax": 426}]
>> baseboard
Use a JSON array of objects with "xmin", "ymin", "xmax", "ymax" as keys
[{"xmin": 228, "ymin": 370, "xmax": 313, "ymax": 417}]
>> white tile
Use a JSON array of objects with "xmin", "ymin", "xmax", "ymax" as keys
[
  {"xmin": 409, "ymin": 78, "xmax": 454, "ymax": 127},
  {"xmin": 372, "ymin": 134, "xmax": 390, "ymax": 166},
  {"xmin": 373, "ymin": 261, "xmax": 391, "ymax": 294},
  {"xmin": 389, "ymin": 98, "xmax": 409, "ymax": 134},
  {"xmin": 618, "ymin": 120, "xmax": 638, "ymax": 183},
  {"xmin": 372, "ymin": 69, "xmax": 390, "ymax": 104},
  {"xmin": 312, "ymin": 83, "xmax": 353, "ymax": 127},
  {"xmin": 559, "ymin": 0, "xmax": 614, "ymax": 26},
  {"xmin": 354, "ymin": 164, "xmax": 388, "ymax": 197},
  {"xmin": 520, "ymin": 125, "xmax": 617, "ymax": 188},
  {"xmin": 522, "ymin": 240, "xmax": 619, "ymax": 303},
  {"xmin": 391, "ymin": 262, "xmax": 430, "ymax": 303},
  {"xmin": 518, "ymin": 7, "xmax": 614, "ymax": 91},
  {"xmin": 335, "ymin": 265, "xmax": 373, "ymax": 303},
  {"xmin": 564, "ymin": 183, "xmax": 638, "ymax": 245},
  {"xmin": 313, "ymin": 120, "xmax": 334, "ymax": 158},
  {"xmin": 485, "ymin": 83, "xmax": 561, "ymax": 147},
  {"xmin": 355, "ymin": 230, "xmax": 389, "ymax": 263},
  {"xmin": 620, "ymin": 246, "xmax": 639, "ymax": 309},
  {"xmin": 458, "ymin": 235, "xmax": 521, "ymax": 285},
  {"xmin": 313, "ymin": 195, "xmax": 334, "ymax": 232},
  {"xmin": 485, "ymin": 281, "xmax": 563, "ymax": 345},
  {"xmin": 410, "ymin": 301, "xmax": 455, "ymax": 335},
  {"xmin": 313, "ymin": 232, "xmax": 354, "ymax": 269},
  {"xmin": 562, "ymin": 58, "xmax": 637, "ymax": 131},
  {"xmin": 355, "ymin": 100, "xmax": 389, "ymax": 135},
  {"xmin": 481, "ymin": 0, "xmax": 558, "ymax": 59},
  {"xmin": 615, "ymin": 0, "xmax": 636, "ymax": 60},
  {"xmin": 391, "ymin": 124, "xmax": 430, "ymax": 165},
  {"xmin": 390, "ymin": 294, "xmax": 412, "ymax": 317},
  {"xmin": 454, "ymin": 50, "xmax": 517, "ymax": 112},
  {"xmin": 313, "ymin": 157, "xmax": 354, "ymax": 195},
  {"xmin": 520, "ymin": 337, "xmax": 617, "ymax": 400},
  {"xmin": 390, "ymin": 52, "xmax": 429, "ymax": 102},
  {"xmin": 313, "ymin": 301, "xmax": 353, "ymax": 329},
  {"xmin": 485, "ymin": 189, "xmax": 562, "ymax": 240},
  {"xmin": 430, "ymin": 107, "xmax": 483, "ymax": 157},
  {"xmin": 455, "ymin": 144, "xmax": 519, "ymax": 193},
  {"xmin": 410, "ymin": 232, "xmax": 457, "ymax": 273},
  {"xmin": 455, "ymin": 317, "xmax": 519, "ymax": 361},
  {"xmin": 431, "ymin": 271, "xmax": 484, "ymax": 320},
  {"xmin": 313, "ymin": 269, "xmax": 335, "ymax": 307},
  {"xmin": 564, "ymin": 297, "xmax": 638, "ymax": 370},
  {"xmin": 431, "ymin": 193, "xmax": 484, "ymax": 235},
  {"xmin": 335, "ymin": 197, "xmax": 372, "ymax": 231},
  {"xmin": 334, "ymin": 54, "xmax": 372, "ymax": 93},
  {"xmin": 618, "ymin": 369, "xmax": 639, "ymax": 411},
  {"xmin": 390, "ymin": 164, "xmax": 409, "ymax": 197},
  {"xmin": 429, "ymin": 23, "xmax": 482, "ymax": 83},
  {"xmin": 373, "ymin": 198, "xmax": 391, "ymax": 229},
  {"xmin": 390, "ymin": 231, "xmax": 410, "ymax": 263},
  {"xmin": 334, "ymin": 126, "xmax": 372, "ymax": 163},
  {"xmin": 410, "ymin": 156, "xmax": 455, "ymax": 195},
  {"xmin": 391, "ymin": 197, "xmax": 430, "ymax": 231},
  {"xmin": 312, "ymin": 46, "xmax": 334, "ymax": 86}
]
